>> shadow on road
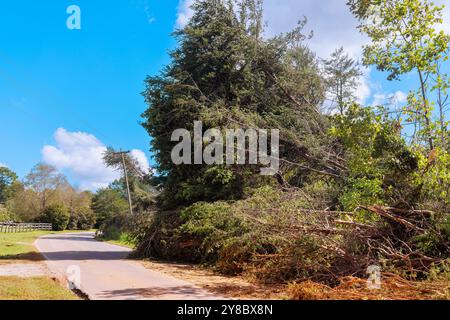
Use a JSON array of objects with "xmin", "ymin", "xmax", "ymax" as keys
[
  {"xmin": 40, "ymin": 235, "xmax": 96, "ymax": 243},
  {"xmin": 0, "ymin": 251, "xmax": 44, "ymax": 261},
  {"xmin": 40, "ymin": 250, "xmax": 130, "ymax": 261},
  {"xmin": 99, "ymin": 285, "xmax": 213, "ymax": 299}
]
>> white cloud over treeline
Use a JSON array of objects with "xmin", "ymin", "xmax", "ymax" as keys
[{"xmin": 42, "ymin": 128, "xmax": 151, "ymax": 191}]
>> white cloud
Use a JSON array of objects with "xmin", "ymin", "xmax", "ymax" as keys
[
  {"xmin": 0, "ymin": 163, "xmax": 7, "ymax": 168},
  {"xmin": 176, "ymin": 0, "xmax": 194, "ymax": 29},
  {"xmin": 130, "ymin": 149, "xmax": 151, "ymax": 174},
  {"xmin": 372, "ymin": 93, "xmax": 387, "ymax": 106},
  {"xmin": 176, "ymin": 0, "xmax": 450, "ymax": 56},
  {"xmin": 436, "ymin": 0, "xmax": 450, "ymax": 33},
  {"xmin": 372, "ymin": 90, "xmax": 407, "ymax": 106},
  {"xmin": 392, "ymin": 91, "xmax": 407, "ymax": 104},
  {"xmin": 355, "ymin": 67, "xmax": 372, "ymax": 105},
  {"xmin": 176, "ymin": 0, "xmax": 366, "ymax": 58},
  {"xmin": 41, "ymin": 128, "xmax": 151, "ymax": 191},
  {"xmin": 263, "ymin": 0, "xmax": 367, "ymax": 59}
]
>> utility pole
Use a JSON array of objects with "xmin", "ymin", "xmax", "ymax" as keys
[{"xmin": 113, "ymin": 150, "xmax": 133, "ymax": 215}]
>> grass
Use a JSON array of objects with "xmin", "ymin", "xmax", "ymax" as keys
[
  {"xmin": 99, "ymin": 232, "xmax": 136, "ymax": 249},
  {"xmin": 0, "ymin": 230, "xmax": 87, "ymax": 300},
  {"xmin": 0, "ymin": 277, "xmax": 78, "ymax": 300},
  {"xmin": 0, "ymin": 231, "xmax": 54, "ymax": 262},
  {"xmin": 0, "ymin": 230, "xmax": 94, "ymax": 263}
]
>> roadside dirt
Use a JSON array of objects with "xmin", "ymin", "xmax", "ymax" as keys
[
  {"xmin": 0, "ymin": 263, "xmax": 49, "ymax": 277},
  {"xmin": 141, "ymin": 260, "xmax": 288, "ymax": 300},
  {"xmin": 140, "ymin": 260, "xmax": 450, "ymax": 300}
]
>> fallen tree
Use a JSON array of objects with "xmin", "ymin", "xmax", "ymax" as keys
[{"xmin": 134, "ymin": 189, "xmax": 449, "ymax": 285}]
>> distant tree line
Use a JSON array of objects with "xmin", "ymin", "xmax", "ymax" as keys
[{"xmin": 0, "ymin": 157, "xmax": 156, "ymax": 234}]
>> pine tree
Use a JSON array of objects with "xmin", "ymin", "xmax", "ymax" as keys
[
  {"xmin": 323, "ymin": 47, "xmax": 362, "ymax": 115},
  {"xmin": 142, "ymin": 0, "xmax": 338, "ymax": 207}
]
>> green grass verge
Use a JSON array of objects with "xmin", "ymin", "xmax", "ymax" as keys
[
  {"xmin": 0, "ymin": 230, "xmax": 94, "ymax": 262},
  {"xmin": 0, "ymin": 277, "xmax": 78, "ymax": 300},
  {"xmin": 99, "ymin": 232, "xmax": 136, "ymax": 249},
  {"xmin": 0, "ymin": 231, "xmax": 55, "ymax": 262},
  {"xmin": 0, "ymin": 230, "xmax": 90, "ymax": 300}
]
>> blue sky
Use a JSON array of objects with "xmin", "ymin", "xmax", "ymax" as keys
[
  {"xmin": 0, "ymin": 0, "xmax": 179, "ymax": 189},
  {"xmin": 0, "ymin": 0, "xmax": 449, "ymax": 190}
]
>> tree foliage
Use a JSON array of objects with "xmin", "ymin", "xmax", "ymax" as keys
[
  {"xmin": 142, "ymin": 0, "xmax": 342, "ymax": 208},
  {"xmin": 0, "ymin": 166, "xmax": 18, "ymax": 204},
  {"xmin": 136, "ymin": 0, "xmax": 450, "ymax": 286},
  {"xmin": 351, "ymin": 0, "xmax": 450, "ymax": 150},
  {"xmin": 323, "ymin": 47, "xmax": 362, "ymax": 115},
  {"xmin": 39, "ymin": 204, "xmax": 70, "ymax": 231},
  {"xmin": 91, "ymin": 187, "xmax": 129, "ymax": 228},
  {"xmin": 25, "ymin": 163, "xmax": 68, "ymax": 211}
]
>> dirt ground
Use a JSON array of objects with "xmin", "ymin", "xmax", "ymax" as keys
[
  {"xmin": 141, "ymin": 260, "xmax": 288, "ymax": 300},
  {"xmin": 141, "ymin": 260, "xmax": 450, "ymax": 300},
  {"xmin": 0, "ymin": 263, "xmax": 49, "ymax": 277}
]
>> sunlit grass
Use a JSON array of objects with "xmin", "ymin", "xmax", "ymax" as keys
[
  {"xmin": 0, "ymin": 231, "xmax": 53, "ymax": 262},
  {"xmin": 0, "ymin": 277, "xmax": 78, "ymax": 300},
  {"xmin": 0, "ymin": 230, "xmax": 93, "ymax": 263},
  {"xmin": 100, "ymin": 232, "xmax": 136, "ymax": 249}
]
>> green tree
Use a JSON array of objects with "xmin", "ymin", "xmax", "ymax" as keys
[
  {"xmin": 142, "ymin": 0, "xmax": 340, "ymax": 207},
  {"xmin": 0, "ymin": 166, "xmax": 18, "ymax": 204},
  {"xmin": 103, "ymin": 148, "xmax": 158, "ymax": 212},
  {"xmin": 68, "ymin": 206, "xmax": 96, "ymax": 230},
  {"xmin": 330, "ymin": 104, "xmax": 418, "ymax": 210},
  {"xmin": 103, "ymin": 148, "xmax": 150, "ymax": 180},
  {"xmin": 435, "ymin": 62, "xmax": 450, "ymax": 148},
  {"xmin": 323, "ymin": 47, "xmax": 362, "ymax": 115},
  {"xmin": 91, "ymin": 188, "xmax": 129, "ymax": 228},
  {"xmin": 25, "ymin": 163, "xmax": 68, "ymax": 211},
  {"xmin": 0, "ymin": 205, "xmax": 13, "ymax": 221},
  {"xmin": 350, "ymin": 0, "xmax": 450, "ymax": 150},
  {"xmin": 39, "ymin": 204, "xmax": 70, "ymax": 231}
]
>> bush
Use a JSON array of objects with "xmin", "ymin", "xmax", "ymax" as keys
[
  {"xmin": 135, "ymin": 187, "xmax": 353, "ymax": 281},
  {"xmin": 97, "ymin": 213, "xmax": 141, "ymax": 248},
  {"xmin": 136, "ymin": 183, "xmax": 450, "ymax": 285},
  {"xmin": 177, "ymin": 201, "xmax": 249, "ymax": 263},
  {"xmin": 339, "ymin": 177, "xmax": 384, "ymax": 212},
  {"xmin": 67, "ymin": 206, "xmax": 96, "ymax": 230},
  {"xmin": 99, "ymin": 214, "xmax": 130, "ymax": 239},
  {"xmin": 39, "ymin": 204, "xmax": 70, "ymax": 231},
  {"xmin": 101, "ymin": 224, "xmax": 122, "ymax": 240},
  {"xmin": 0, "ymin": 205, "xmax": 13, "ymax": 222}
]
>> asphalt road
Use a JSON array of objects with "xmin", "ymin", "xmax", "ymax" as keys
[{"xmin": 35, "ymin": 232, "xmax": 219, "ymax": 300}]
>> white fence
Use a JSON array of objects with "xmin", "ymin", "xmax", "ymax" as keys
[{"xmin": 0, "ymin": 222, "xmax": 52, "ymax": 233}]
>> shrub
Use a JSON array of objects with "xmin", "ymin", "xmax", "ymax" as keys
[
  {"xmin": 339, "ymin": 177, "xmax": 384, "ymax": 212},
  {"xmin": 415, "ymin": 148, "xmax": 450, "ymax": 206},
  {"xmin": 39, "ymin": 204, "xmax": 70, "ymax": 231},
  {"xmin": 68, "ymin": 206, "xmax": 96, "ymax": 230},
  {"xmin": 0, "ymin": 205, "xmax": 13, "ymax": 222},
  {"xmin": 413, "ymin": 213, "xmax": 450, "ymax": 257},
  {"xmin": 178, "ymin": 201, "xmax": 249, "ymax": 263}
]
